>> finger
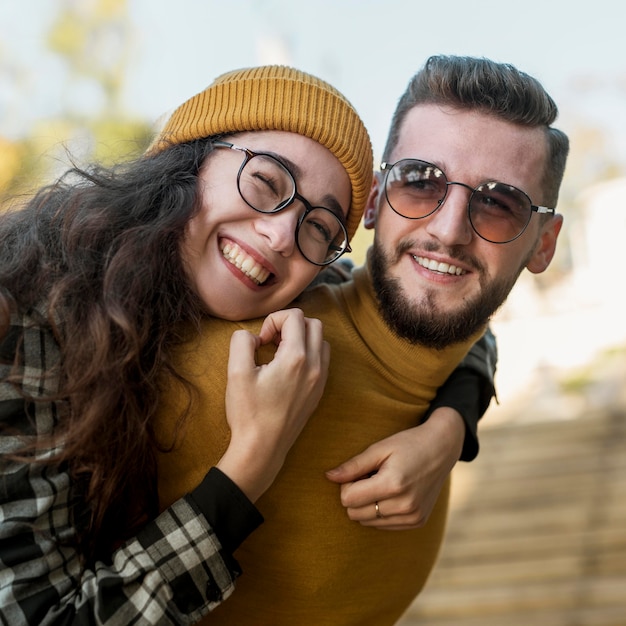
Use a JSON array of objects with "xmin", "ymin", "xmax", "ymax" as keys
[
  {"xmin": 302, "ymin": 317, "xmax": 328, "ymax": 372},
  {"xmin": 345, "ymin": 499, "xmax": 392, "ymax": 523},
  {"xmin": 344, "ymin": 499, "xmax": 414, "ymax": 527},
  {"xmin": 258, "ymin": 308, "xmax": 305, "ymax": 345},
  {"xmin": 303, "ymin": 316, "xmax": 324, "ymax": 350},
  {"xmin": 345, "ymin": 494, "xmax": 431, "ymax": 529},
  {"xmin": 227, "ymin": 329, "xmax": 261, "ymax": 377},
  {"xmin": 338, "ymin": 472, "xmax": 391, "ymax": 509},
  {"xmin": 356, "ymin": 507, "xmax": 426, "ymax": 530},
  {"xmin": 359, "ymin": 520, "xmax": 422, "ymax": 531},
  {"xmin": 325, "ymin": 443, "xmax": 387, "ymax": 484}
]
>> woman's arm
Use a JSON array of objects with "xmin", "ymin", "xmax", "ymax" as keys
[
  {"xmin": 0, "ymin": 314, "xmax": 247, "ymax": 625},
  {"xmin": 0, "ymin": 307, "xmax": 329, "ymax": 625},
  {"xmin": 0, "ymin": 448, "xmax": 244, "ymax": 625}
]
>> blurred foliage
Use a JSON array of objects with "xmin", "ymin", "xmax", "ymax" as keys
[
  {"xmin": 47, "ymin": 0, "xmax": 129, "ymax": 113},
  {"xmin": 558, "ymin": 344, "xmax": 626, "ymax": 395},
  {"xmin": 0, "ymin": 0, "xmax": 152, "ymax": 201},
  {"xmin": 0, "ymin": 137, "xmax": 22, "ymax": 192}
]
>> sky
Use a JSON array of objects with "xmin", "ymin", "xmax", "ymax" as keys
[
  {"xmin": 1, "ymin": 0, "xmax": 625, "ymax": 163},
  {"xmin": 1, "ymin": 0, "xmax": 625, "ymax": 401}
]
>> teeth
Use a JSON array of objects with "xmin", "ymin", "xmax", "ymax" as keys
[
  {"xmin": 415, "ymin": 256, "xmax": 465, "ymax": 276},
  {"xmin": 222, "ymin": 242, "xmax": 271, "ymax": 285}
]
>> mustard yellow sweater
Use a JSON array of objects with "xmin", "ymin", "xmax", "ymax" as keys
[{"xmin": 156, "ymin": 264, "xmax": 482, "ymax": 625}]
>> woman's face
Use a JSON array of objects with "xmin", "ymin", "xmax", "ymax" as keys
[{"xmin": 181, "ymin": 131, "xmax": 352, "ymax": 320}]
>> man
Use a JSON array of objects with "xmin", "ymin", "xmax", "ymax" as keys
[{"xmin": 157, "ymin": 55, "xmax": 568, "ymax": 624}]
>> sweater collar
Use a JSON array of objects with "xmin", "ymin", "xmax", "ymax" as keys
[{"xmin": 339, "ymin": 258, "xmax": 485, "ymax": 386}]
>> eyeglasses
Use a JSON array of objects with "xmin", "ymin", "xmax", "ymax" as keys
[
  {"xmin": 211, "ymin": 140, "xmax": 351, "ymax": 266},
  {"xmin": 380, "ymin": 159, "xmax": 555, "ymax": 244}
]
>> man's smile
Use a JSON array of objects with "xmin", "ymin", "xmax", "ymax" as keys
[{"xmin": 413, "ymin": 255, "xmax": 466, "ymax": 276}]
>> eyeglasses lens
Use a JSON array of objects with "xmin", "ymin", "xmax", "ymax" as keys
[
  {"xmin": 239, "ymin": 154, "xmax": 347, "ymax": 265},
  {"xmin": 298, "ymin": 208, "xmax": 348, "ymax": 265},
  {"xmin": 238, "ymin": 154, "xmax": 295, "ymax": 213},
  {"xmin": 384, "ymin": 160, "xmax": 446, "ymax": 220},
  {"xmin": 469, "ymin": 183, "xmax": 532, "ymax": 243},
  {"xmin": 385, "ymin": 160, "xmax": 532, "ymax": 243}
]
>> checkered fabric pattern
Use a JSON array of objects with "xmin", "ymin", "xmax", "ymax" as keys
[{"xmin": 0, "ymin": 309, "xmax": 236, "ymax": 625}]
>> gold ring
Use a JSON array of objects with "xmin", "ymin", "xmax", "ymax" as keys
[{"xmin": 375, "ymin": 501, "xmax": 383, "ymax": 519}]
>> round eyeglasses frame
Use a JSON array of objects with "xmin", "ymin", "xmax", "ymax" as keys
[
  {"xmin": 381, "ymin": 159, "xmax": 555, "ymax": 244},
  {"xmin": 212, "ymin": 140, "xmax": 351, "ymax": 266}
]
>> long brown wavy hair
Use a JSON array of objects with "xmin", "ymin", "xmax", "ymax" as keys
[{"xmin": 0, "ymin": 137, "xmax": 217, "ymax": 563}]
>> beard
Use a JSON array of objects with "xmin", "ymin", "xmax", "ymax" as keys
[{"xmin": 370, "ymin": 237, "xmax": 532, "ymax": 350}]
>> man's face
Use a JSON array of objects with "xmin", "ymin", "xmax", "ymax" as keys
[{"xmin": 365, "ymin": 104, "xmax": 563, "ymax": 348}]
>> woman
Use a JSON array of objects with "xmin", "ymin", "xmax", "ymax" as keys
[{"xmin": 0, "ymin": 66, "xmax": 492, "ymax": 625}]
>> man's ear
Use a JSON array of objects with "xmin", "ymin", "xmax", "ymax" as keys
[
  {"xmin": 364, "ymin": 175, "xmax": 382, "ymax": 230},
  {"xmin": 526, "ymin": 214, "xmax": 564, "ymax": 274}
]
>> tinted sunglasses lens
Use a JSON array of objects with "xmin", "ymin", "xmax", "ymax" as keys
[
  {"xmin": 469, "ymin": 183, "xmax": 532, "ymax": 243},
  {"xmin": 385, "ymin": 160, "xmax": 446, "ymax": 218}
]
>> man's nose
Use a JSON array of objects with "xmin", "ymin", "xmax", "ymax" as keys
[{"xmin": 424, "ymin": 183, "xmax": 473, "ymax": 247}]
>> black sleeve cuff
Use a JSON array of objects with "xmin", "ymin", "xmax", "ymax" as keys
[
  {"xmin": 422, "ymin": 367, "xmax": 495, "ymax": 462},
  {"xmin": 188, "ymin": 467, "xmax": 264, "ymax": 555}
]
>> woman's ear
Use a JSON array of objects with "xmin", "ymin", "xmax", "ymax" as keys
[
  {"xmin": 526, "ymin": 214, "xmax": 564, "ymax": 274},
  {"xmin": 364, "ymin": 175, "xmax": 382, "ymax": 230}
]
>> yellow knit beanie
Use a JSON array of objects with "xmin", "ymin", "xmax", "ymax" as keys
[{"xmin": 148, "ymin": 65, "xmax": 373, "ymax": 242}]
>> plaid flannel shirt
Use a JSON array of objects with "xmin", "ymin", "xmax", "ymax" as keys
[{"xmin": 0, "ymin": 309, "xmax": 240, "ymax": 625}]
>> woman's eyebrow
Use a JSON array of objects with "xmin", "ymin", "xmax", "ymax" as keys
[
  {"xmin": 270, "ymin": 152, "xmax": 348, "ymax": 221},
  {"xmin": 320, "ymin": 195, "xmax": 348, "ymax": 222},
  {"xmin": 266, "ymin": 152, "xmax": 302, "ymax": 179}
]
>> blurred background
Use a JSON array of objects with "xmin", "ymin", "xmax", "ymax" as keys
[{"xmin": 1, "ymin": 1, "xmax": 624, "ymax": 623}]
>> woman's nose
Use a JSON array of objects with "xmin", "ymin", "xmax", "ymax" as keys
[{"xmin": 254, "ymin": 207, "xmax": 299, "ymax": 256}]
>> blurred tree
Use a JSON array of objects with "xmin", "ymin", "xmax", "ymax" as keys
[
  {"xmin": 0, "ymin": 137, "xmax": 23, "ymax": 192},
  {"xmin": 0, "ymin": 0, "xmax": 152, "ymax": 202}
]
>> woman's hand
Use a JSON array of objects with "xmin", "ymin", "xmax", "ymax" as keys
[
  {"xmin": 325, "ymin": 408, "xmax": 465, "ymax": 529},
  {"xmin": 217, "ymin": 308, "xmax": 329, "ymax": 502}
]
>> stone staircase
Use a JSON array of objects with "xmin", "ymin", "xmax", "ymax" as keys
[{"xmin": 398, "ymin": 348, "xmax": 626, "ymax": 626}]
